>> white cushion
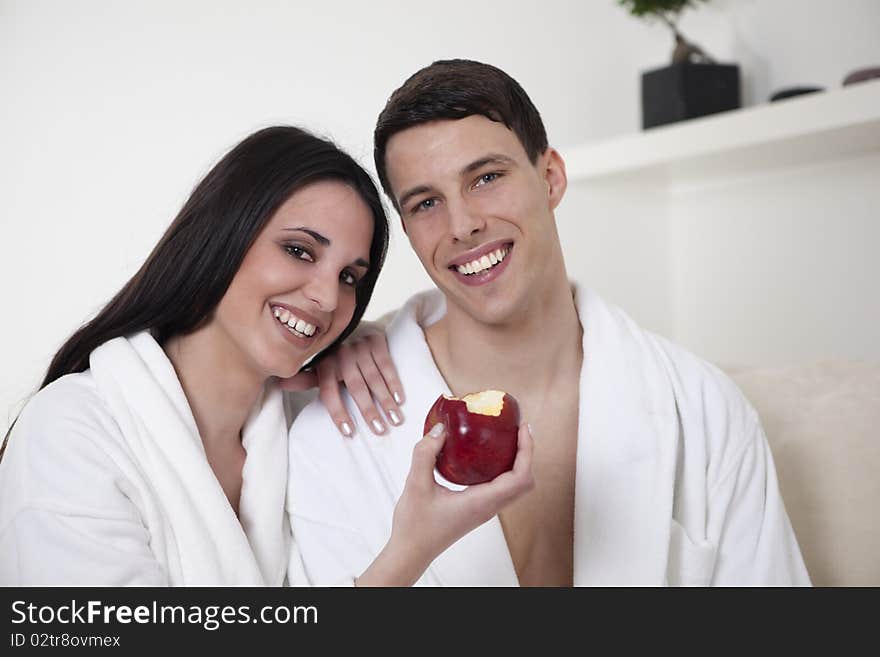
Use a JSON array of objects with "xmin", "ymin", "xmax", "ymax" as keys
[{"xmin": 725, "ymin": 361, "xmax": 880, "ymax": 586}]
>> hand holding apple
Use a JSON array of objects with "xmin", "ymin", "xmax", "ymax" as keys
[
  {"xmin": 357, "ymin": 418, "xmax": 534, "ymax": 585},
  {"xmin": 423, "ymin": 390, "xmax": 521, "ymax": 485}
]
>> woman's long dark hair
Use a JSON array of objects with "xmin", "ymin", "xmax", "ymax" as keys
[
  {"xmin": 41, "ymin": 125, "xmax": 388, "ymax": 388},
  {"xmin": 0, "ymin": 126, "xmax": 388, "ymax": 460},
  {"xmin": 0, "ymin": 126, "xmax": 388, "ymax": 459}
]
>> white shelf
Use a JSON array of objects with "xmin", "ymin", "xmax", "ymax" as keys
[{"xmin": 562, "ymin": 79, "xmax": 880, "ymax": 183}]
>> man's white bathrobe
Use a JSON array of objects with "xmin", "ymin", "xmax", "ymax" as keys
[
  {"xmin": 287, "ymin": 287, "xmax": 810, "ymax": 586},
  {"xmin": 0, "ymin": 332, "xmax": 289, "ymax": 586}
]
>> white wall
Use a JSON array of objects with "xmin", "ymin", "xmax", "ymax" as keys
[
  {"xmin": 667, "ymin": 152, "xmax": 880, "ymax": 368},
  {"xmin": 557, "ymin": 175, "xmax": 673, "ymax": 338},
  {"xmin": 3, "ymin": 0, "xmax": 879, "ymax": 429}
]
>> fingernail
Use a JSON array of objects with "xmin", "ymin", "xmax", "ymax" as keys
[
  {"xmin": 371, "ymin": 419, "xmax": 385, "ymax": 434},
  {"xmin": 388, "ymin": 409, "xmax": 402, "ymax": 425},
  {"xmin": 393, "ymin": 391, "xmax": 403, "ymax": 404},
  {"xmin": 527, "ymin": 422, "xmax": 534, "ymax": 435},
  {"xmin": 340, "ymin": 421, "xmax": 353, "ymax": 437},
  {"xmin": 428, "ymin": 422, "xmax": 444, "ymax": 438}
]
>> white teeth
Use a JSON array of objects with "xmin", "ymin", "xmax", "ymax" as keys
[
  {"xmin": 455, "ymin": 247, "xmax": 509, "ymax": 275},
  {"xmin": 272, "ymin": 307, "xmax": 317, "ymax": 337}
]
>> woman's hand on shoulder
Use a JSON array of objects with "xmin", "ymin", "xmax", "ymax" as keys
[{"xmin": 278, "ymin": 320, "xmax": 405, "ymax": 437}]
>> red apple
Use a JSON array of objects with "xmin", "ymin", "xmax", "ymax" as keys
[{"xmin": 424, "ymin": 390, "xmax": 520, "ymax": 486}]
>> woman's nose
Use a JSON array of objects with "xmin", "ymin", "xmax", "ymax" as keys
[{"xmin": 303, "ymin": 269, "xmax": 339, "ymax": 313}]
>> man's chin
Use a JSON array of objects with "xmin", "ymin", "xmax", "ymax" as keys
[{"xmin": 447, "ymin": 291, "xmax": 522, "ymax": 327}]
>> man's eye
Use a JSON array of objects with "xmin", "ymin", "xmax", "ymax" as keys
[
  {"xmin": 284, "ymin": 244, "xmax": 313, "ymax": 262},
  {"xmin": 476, "ymin": 172, "xmax": 499, "ymax": 187},
  {"xmin": 413, "ymin": 198, "xmax": 437, "ymax": 214}
]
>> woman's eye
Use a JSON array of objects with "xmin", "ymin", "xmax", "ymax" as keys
[
  {"xmin": 340, "ymin": 270, "xmax": 358, "ymax": 287},
  {"xmin": 284, "ymin": 244, "xmax": 313, "ymax": 262}
]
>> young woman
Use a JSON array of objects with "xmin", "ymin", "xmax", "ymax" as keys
[{"xmin": 0, "ymin": 126, "xmax": 534, "ymax": 586}]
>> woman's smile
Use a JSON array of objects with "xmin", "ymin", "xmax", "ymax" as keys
[{"xmin": 269, "ymin": 303, "xmax": 322, "ymax": 348}]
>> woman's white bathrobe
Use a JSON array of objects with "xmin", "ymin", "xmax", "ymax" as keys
[
  {"xmin": 287, "ymin": 287, "xmax": 811, "ymax": 586},
  {"xmin": 0, "ymin": 332, "xmax": 289, "ymax": 586}
]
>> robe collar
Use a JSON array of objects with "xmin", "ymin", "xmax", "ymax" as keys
[
  {"xmin": 379, "ymin": 287, "xmax": 678, "ymax": 585},
  {"xmin": 89, "ymin": 331, "xmax": 289, "ymax": 585}
]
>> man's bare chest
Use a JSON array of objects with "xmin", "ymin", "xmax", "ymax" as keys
[{"xmin": 499, "ymin": 394, "xmax": 579, "ymax": 586}]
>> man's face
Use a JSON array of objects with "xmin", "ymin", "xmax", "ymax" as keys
[{"xmin": 384, "ymin": 115, "xmax": 566, "ymax": 326}]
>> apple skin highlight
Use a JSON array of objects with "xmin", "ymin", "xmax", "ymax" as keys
[{"xmin": 424, "ymin": 390, "xmax": 520, "ymax": 485}]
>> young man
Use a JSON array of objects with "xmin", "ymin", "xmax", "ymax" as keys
[{"xmin": 286, "ymin": 59, "xmax": 810, "ymax": 586}]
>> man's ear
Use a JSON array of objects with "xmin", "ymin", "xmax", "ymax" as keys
[{"xmin": 541, "ymin": 147, "xmax": 567, "ymax": 211}]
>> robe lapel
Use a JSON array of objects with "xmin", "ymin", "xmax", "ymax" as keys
[
  {"xmin": 374, "ymin": 287, "xmax": 679, "ymax": 586},
  {"xmin": 89, "ymin": 332, "xmax": 274, "ymax": 585},
  {"xmin": 239, "ymin": 384, "xmax": 290, "ymax": 585},
  {"xmin": 573, "ymin": 288, "xmax": 678, "ymax": 585},
  {"xmin": 379, "ymin": 291, "xmax": 519, "ymax": 586}
]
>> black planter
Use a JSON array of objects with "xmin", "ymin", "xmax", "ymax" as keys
[{"xmin": 641, "ymin": 62, "xmax": 741, "ymax": 129}]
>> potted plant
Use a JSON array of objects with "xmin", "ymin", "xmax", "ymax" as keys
[{"xmin": 619, "ymin": 0, "xmax": 740, "ymax": 129}]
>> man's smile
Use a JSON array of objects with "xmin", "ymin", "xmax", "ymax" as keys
[{"xmin": 447, "ymin": 240, "xmax": 514, "ymax": 286}]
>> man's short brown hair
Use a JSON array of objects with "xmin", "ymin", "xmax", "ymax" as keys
[{"xmin": 373, "ymin": 59, "xmax": 549, "ymax": 209}]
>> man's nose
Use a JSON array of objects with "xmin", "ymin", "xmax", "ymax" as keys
[{"xmin": 448, "ymin": 198, "xmax": 487, "ymax": 242}]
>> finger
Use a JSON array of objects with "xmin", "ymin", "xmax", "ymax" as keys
[
  {"xmin": 338, "ymin": 345, "xmax": 387, "ymax": 436},
  {"xmin": 366, "ymin": 333, "xmax": 405, "ymax": 405},
  {"xmin": 406, "ymin": 423, "xmax": 446, "ymax": 489},
  {"xmin": 465, "ymin": 422, "xmax": 536, "ymax": 506},
  {"xmin": 315, "ymin": 358, "xmax": 355, "ymax": 437},
  {"xmin": 355, "ymin": 340, "xmax": 404, "ymax": 427},
  {"xmin": 277, "ymin": 370, "xmax": 318, "ymax": 392},
  {"xmin": 509, "ymin": 421, "xmax": 535, "ymax": 479}
]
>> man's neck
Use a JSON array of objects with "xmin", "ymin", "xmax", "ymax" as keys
[{"xmin": 424, "ymin": 274, "xmax": 583, "ymax": 406}]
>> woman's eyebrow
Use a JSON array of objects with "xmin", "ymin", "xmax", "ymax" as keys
[
  {"xmin": 284, "ymin": 227, "xmax": 369, "ymax": 269},
  {"xmin": 284, "ymin": 227, "xmax": 329, "ymax": 245}
]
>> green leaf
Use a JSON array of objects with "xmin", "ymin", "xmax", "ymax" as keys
[{"xmin": 617, "ymin": 0, "xmax": 709, "ymax": 19}]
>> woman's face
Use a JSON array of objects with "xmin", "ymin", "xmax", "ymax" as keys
[{"xmin": 213, "ymin": 180, "xmax": 374, "ymax": 381}]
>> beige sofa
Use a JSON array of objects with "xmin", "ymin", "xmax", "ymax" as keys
[{"xmin": 725, "ymin": 360, "xmax": 880, "ymax": 586}]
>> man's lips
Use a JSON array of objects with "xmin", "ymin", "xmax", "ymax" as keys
[
  {"xmin": 448, "ymin": 242, "xmax": 513, "ymax": 287},
  {"xmin": 446, "ymin": 239, "xmax": 514, "ymax": 269}
]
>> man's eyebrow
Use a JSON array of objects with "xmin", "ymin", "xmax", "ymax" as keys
[
  {"xmin": 397, "ymin": 185, "xmax": 433, "ymax": 212},
  {"xmin": 396, "ymin": 154, "xmax": 516, "ymax": 210},
  {"xmin": 459, "ymin": 153, "xmax": 516, "ymax": 176},
  {"xmin": 283, "ymin": 227, "xmax": 369, "ymax": 269},
  {"xmin": 284, "ymin": 227, "xmax": 329, "ymax": 246}
]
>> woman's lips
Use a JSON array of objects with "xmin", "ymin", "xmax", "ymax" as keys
[{"xmin": 270, "ymin": 305, "xmax": 317, "ymax": 348}]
